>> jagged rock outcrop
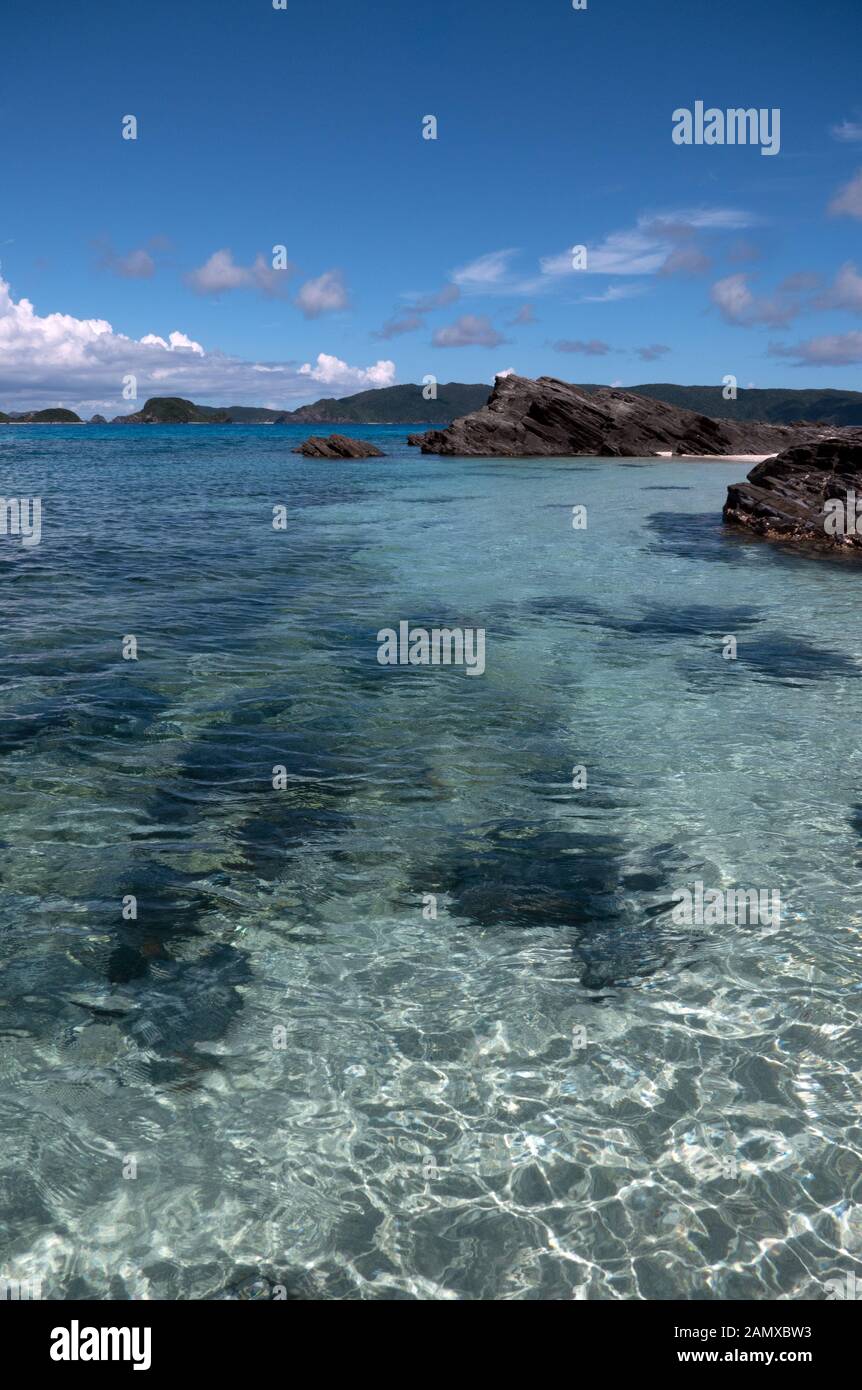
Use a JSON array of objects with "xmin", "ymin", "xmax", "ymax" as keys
[
  {"xmin": 413, "ymin": 374, "xmax": 843, "ymax": 458},
  {"xmin": 723, "ymin": 437, "xmax": 862, "ymax": 550},
  {"xmin": 293, "ymin": 434, "xmax": 384, "ymax": 458}
]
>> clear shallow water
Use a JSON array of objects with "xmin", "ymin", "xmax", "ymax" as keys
[{"xmin": 1, "ymin": 423, "xmax": 861, "ymax": 1301}]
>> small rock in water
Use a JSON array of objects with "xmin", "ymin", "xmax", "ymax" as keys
[{"xmin": 293, "ymin": 433, "xmax": 384, "ymax": 458}]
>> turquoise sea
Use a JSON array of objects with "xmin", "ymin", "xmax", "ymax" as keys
[{"xmin": 1, "ymin": 423, "xmax": 860, "ymax": 1300}]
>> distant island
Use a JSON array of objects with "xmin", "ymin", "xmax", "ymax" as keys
[
  {"xmin": 0, "ymin": 407, "xmax": 83, "ymax": 423},
  {"xmin": 5, "ymin": 381, "xmax": 862, "ymax": 427}
]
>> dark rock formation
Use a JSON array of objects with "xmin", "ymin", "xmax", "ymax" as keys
[
  {"xmin": 723, "ymin": 436, "xmax": 862, "ymax": 550},
  {"xmin": 89, "ymin": 414, "xmax": 107, "ymax": 425},
  {"xmin": 413, "ymin": 374, "xmax": 844, "ymax": 458},
  {"xmin": 293, "ymin": 434, "xmax": 384, "ymax": 459}
]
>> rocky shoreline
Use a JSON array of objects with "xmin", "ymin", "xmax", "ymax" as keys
[
  {"xmin": 723, "ymin": 437, "xmax": 862, "ymax": 552},
  {"xmin": 411, "ymin": 373, "xmax": 846, "ymax": 459}
]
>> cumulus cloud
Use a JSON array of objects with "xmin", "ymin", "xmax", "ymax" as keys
[
  {"xmin": 295, "ymin": 269, "xmax": 349, "ymax": 318},
  {"xmin": 139, "ymin": 330, "xmax": 204, "ymax": 354},
  {"xmin": 0, "ymin": 275, "xmax": 393, "ymax": 414},
  {"xmin": 432, "ymin": 314, "xmax": 506, "ymax": 348},
  {"xmin": 769, "ymin": 332, "xmax": 862, "ymax": 367},
  {"xmin": 186, "ymin": 248, "xmax": 293, "ymax": 298},
  {"xmin": 299, "ymin": 353, "xmax": 395, "ymax": 389},
  {"xmin": 829, "ymin": 169, "xmax": 862, "ymax": 219},
  {"xmin": 552, "ymin": 338, "xmax": 612, "ymax": 356},
  {"xmin": 710, "ymin": 272, "xmax": 807, "ymax": 327}
]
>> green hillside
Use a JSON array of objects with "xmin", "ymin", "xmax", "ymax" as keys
[
  {"xmin": 2, "ymin": 407, "xmax": 82, "ymax": 423},
  {"xmin": 597, "ymin": 384, "xmax": 862, "ymax": 426},
  {"xmin": 282, "ymin": 382, "xmax": 491, "ymax": 424},
  {"xmin": 114, "ymin": 397, "xmax": 231, "ymax": 424}
]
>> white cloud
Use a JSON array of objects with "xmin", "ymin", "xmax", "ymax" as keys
[
  {"xmin": 710, "ymin": 272, "xmax": 804, "ymax": 327},
  {"xmin": 542, "ymin": 229, "xmax": 665, "ymax": 278},
  {"xmin": 139, "ymin": 330, "xmax": 204, "ymax": 354},
  {"xmin": 449, "ymin": 250, "xmax": 542, "ymax": 297},
  {"xmin": 711, "ymin": 273, "xmax": 755, "ymax": 323},
  {"xmin": 186, "ymin": 248, "xmax": 292, "ymax": 297},
  {"xmin": 0, "ymin": 276, "xmax": 393, "ymax": 414},
  {"xmin": 542, "ymin": 207, "xmax": 755, "ymax": 279},
  {"xmin": 452, "ymin": 249, "xmax": 518, "ymax": 288},
  {"xmin": 829, "ymin": 169, "xmax": 862, "ymax": 219},
  {"xmin": 296, "ymin": 269, "xmax": 349, "ymax": 318},
  {"xmin": 299, "ymin": 353, "xmax": 395, "ymax": 389}
]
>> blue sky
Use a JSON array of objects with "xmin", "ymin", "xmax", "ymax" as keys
[{"xmin": 2, "ymin": 0, "xmax": 862, "ymax": 413}]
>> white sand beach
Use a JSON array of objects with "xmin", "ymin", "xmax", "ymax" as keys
[{"xmin": 654, "ymin": 451, "xmax": 777, "ymax": 462}]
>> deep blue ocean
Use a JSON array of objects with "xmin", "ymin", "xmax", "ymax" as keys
[{"xmin": 1, "ymin": 423, "xmax": 861, "ymax": 1300}]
